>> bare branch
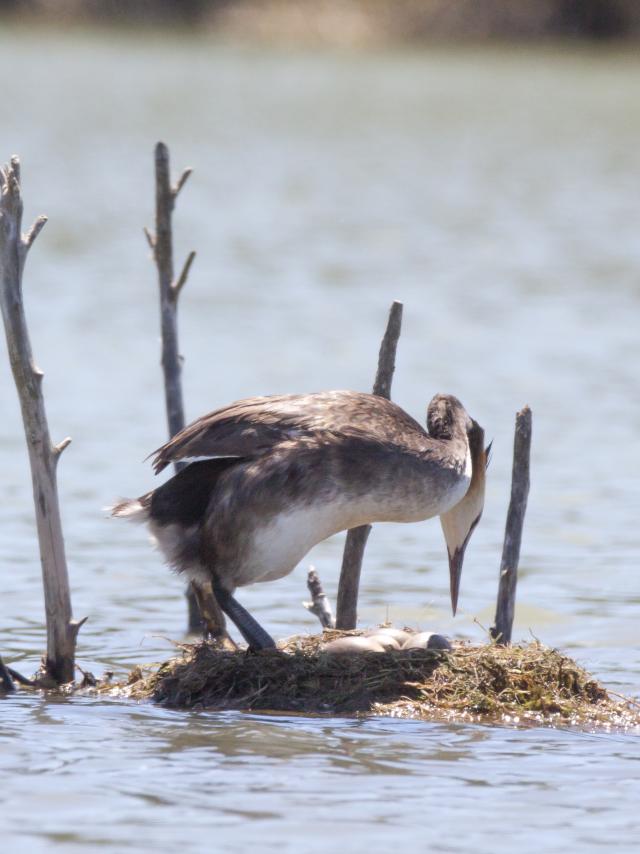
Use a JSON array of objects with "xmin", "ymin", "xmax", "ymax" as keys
[
  {"xmin": 1, "ymin": 159, "xmax": 23, "ymax": 236},
  {"xmin": 151, "ymin": 142, "xmax": 184, "ymax": 441},
  {"xmin": 372, "ymin": 300, "xmax": 403, "ymax": 398},
  {"xmin": 172, "ymin": 250, "xmax": 196, "ymax": 300},
  {"xmin": 0, "ymin": 156, "xmax": 81, "ymax": 684},
  {"xmin": 9, "ymin": 171, "xmax": 20, "ymax": 200},
  {"xmin": 303, "ymin": 567, "xmax": 335, "ymax": 629},
  {"xmin": 10, "ymin": 155, "xmax": 20, "ymax": 182},
  {"xmin": 490, "ymin": 406, "xmax": 532, "ymax": 645},
  {"xmin": 336, "ymin": 301, "xmax": 403, "ymax": 630},
  {"xmin": 70, "ymin": 615, "xmax": 89, "ymax": 644},
  {"xmin": 143, "ymin": 226, "xmax": 156, "ymax": 251},
  {"xmin": 24, "ymin": 215, "xmax": 47, "ymax": 251},
  {"xmin": 148, "ymin": 142, "xmax": 226, "ymax": 637},
  {"xmin": 336, "ymin": 525, "xmax": 372, "ymax": 630},
  {"xmin": 53, "ymin": 436, "xmax": 72, "ymax": 458},
  {"xmin": 173, "ymin": 167, "xmax": 192, "ymax": 199},
  {"xmin": 190, "ymin": 581, "xmax": 235, "ymax": 647}
]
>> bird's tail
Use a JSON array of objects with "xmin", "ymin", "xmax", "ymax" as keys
[{"xmin": 110, "ymin": 494, "xmax": 151, "ymax": 523}]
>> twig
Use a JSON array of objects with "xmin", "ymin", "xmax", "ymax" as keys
[
  {"xmin": 24, "ymin": 215, "xmax": 48, "ymax": 251},
  {"xmin": 608, "ymin": 690, "xmax": 640, "ymax": 708},
  {"xmin": 173, "ymin": 167, "xmax": 192, "ymax": 199},
  {"xmin": 490, "ymin": 406, "xmax": 532, "ymax": 645},
  {"xmin": 145, "ymin": 142, "xmax": 223, "ymax": 637},
  {"xmin": 148, "ymin": 141, "xmax": 190, "ymax": 443},
  {"xmin": 0, "ymin": 156, "xmax": 84, "ymax": 684},
  {"xmin": 303, "ymin": 567, "xmax": 335, "ymax": 629},
  {"xmin": 335, "ymin": 300, "xmax": 403, "ymax": 630},
  {"xmin": 172, "ymin": 250, "xmax": 196, "ymax": 299},
  {"xmin": 53, "ymin": 436, "xmax": 72, "ymax": 458}
]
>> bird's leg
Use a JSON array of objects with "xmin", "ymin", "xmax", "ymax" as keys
[
  {"xmin": 191, "ymin": 581, "xmax": 237, "ymax": 650},
  {"xmin": 0, "ymin": 656, "xmax": 16, "ymax": 692},
  {"xmin": 212, "ymin": 583, "xmax": 276, "ymax": 651}
]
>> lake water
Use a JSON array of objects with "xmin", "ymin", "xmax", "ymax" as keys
[{"xmin": 1, "ymin": 27, "xmax": 639, "ymax": 852}]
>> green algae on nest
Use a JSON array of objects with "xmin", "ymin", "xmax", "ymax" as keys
[{"xmin": 112, "ymin": 634, "xmax": 640, "ymax": 731}]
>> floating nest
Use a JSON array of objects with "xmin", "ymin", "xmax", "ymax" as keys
[{"xmin": 107, "ymin": 630, "xmax": 640, "ymax": 731}]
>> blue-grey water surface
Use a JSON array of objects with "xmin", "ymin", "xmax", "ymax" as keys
[{"xmin": 1, "ymin": 27, "xmax": 639, "ymax": 852}]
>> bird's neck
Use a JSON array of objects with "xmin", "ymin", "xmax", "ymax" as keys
[{"xmin": 428, "ymin": 432, "xmax": 470, "ymax": 476}]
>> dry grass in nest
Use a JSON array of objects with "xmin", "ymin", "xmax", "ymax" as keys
[{"xmin": 108, "ymin": 632, "xmax": 640, "ymax": 731}]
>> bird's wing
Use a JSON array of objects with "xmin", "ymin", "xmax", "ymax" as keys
[{"xmin": 150, "ymin": 391, "xmax": 429, "ymax": 473}]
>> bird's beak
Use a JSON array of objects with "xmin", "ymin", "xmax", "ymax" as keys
[{"xmin": 439, "ymin": 421, "xmax": 490, "ymax": 615}]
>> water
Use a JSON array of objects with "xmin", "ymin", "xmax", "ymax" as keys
[{"xmin": 1, "ymin": 27, "xmax": 639, "ymax": 852}]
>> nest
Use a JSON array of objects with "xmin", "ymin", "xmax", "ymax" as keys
[{"xmin": 110, "ymin": 631, "xmax": 640, "ymax": 730}]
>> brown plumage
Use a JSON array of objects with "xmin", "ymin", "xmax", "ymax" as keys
[
  {"xmin": 114, "ymin": 390, "xmax": 489, "ymax": 650},
  {"xmin": 150, "ymin": 391, "xmax": 434, "ymax": 473}
]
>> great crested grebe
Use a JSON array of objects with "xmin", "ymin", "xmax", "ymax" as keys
[{"xmin": 113, "ymin": 391, "xmax": 489, "ymax": 649}]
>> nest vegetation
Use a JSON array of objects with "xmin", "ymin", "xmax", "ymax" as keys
[{"xmin": 111, "ymin": 631, "xmax": 640, "ymax": 731}]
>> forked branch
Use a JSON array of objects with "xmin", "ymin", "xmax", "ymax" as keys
[
  {"xmin": 0, "ymin": 157, "xmax": 83, "ymax": 684},
  {"xmin": 145, "ymin": 142, "xmax": 224, "ymax": 637}
]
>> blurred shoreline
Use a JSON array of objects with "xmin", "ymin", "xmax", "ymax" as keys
[{"xmin": 2, "ymin": 1, "xmax": 640, "ymax": 47}]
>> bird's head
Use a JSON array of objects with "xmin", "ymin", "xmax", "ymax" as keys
[{"xmin": 428, "ymin": 395, "xmax": 490, "ymax": 616}]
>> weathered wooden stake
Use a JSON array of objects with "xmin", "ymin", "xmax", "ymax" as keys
[
  {"xmin": 304, "ymin": 567, "xmax": 335, "ymax": 629},
  {"xmin": 490, "ymin": 406, "xmax": 532, "ymax": 645},
  {"xmin": 0, "ymin": 157, "xmax": 84, "ymax": 684},
  {"xmin": 145, "ymin": 142, "xmax": 224, "ymax": 637},
  {"xmin": 335, "ymin": 300, "xmax": 403, "ymax": 629}
]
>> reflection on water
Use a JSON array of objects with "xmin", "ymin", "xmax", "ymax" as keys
[
  {"xmin": 2, "ymin": 697, "xmax": 639, "ymax": 853},
  {"xmin": 1, "ymin": 28, "xmax": 639, "ymax": 853}
]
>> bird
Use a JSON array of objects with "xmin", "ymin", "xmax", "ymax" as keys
[{"xmin": 112, "ymin": 390, "xmax": 489, "ymax": 650}]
